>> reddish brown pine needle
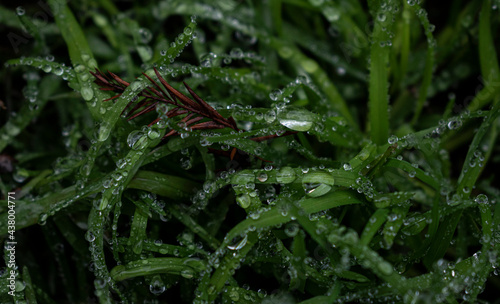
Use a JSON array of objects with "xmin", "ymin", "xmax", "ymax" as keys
[{"xmin": 90, "ymin": 68, "xmax": 296, "ymax": 161}]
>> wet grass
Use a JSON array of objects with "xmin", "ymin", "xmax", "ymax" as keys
[{"xmin": 1, "ymin": 0, "xmax": 500, "ymax": 303}]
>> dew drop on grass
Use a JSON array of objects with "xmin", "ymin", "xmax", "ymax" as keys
[
  {"xmin": 303, "ymin": 183, "xmax": 332, "ymax": 197},
  {"xmin": 16, "ymin": 6, "xmax": 25, "ymax": 16},
  {"xmin": 149, "ymin": 276, "xmax": 166, "ymax": 295},
  {"xmin": 98, "ymin": 122, "xmax": 111, "ymax": 142},
  {"xmin": 278, "ymin": 46, "xmax": 293, "ymax": 59},
  {"xmin": 227, "ymin": 234, "xmax": 248, "ymax": 250},
  {"xmin": 127, "ymin": 130, "xmax": 148, "ymax": 150},
  {"xmin": 138, "ymin": 28, "xmax": 152, "ymax": 43},
  {"xmin": 447, "ymin": 119, "xmax": 462, "ymax": 130},
  {"xmin": 180, "ymin": 268, "xmax": 194, "ymax": 279},
  {"xmin": 378, "ymin": 261, "xmax": 393, "ymax": 275},
  {"xmin": 236, "ymin": 193, "xmax": 251, "ymax": 209},
  {"xmin": 284, "ymin": 223, "xmax": 299, "ymax": 237},
  {"xmin": 85, "ymin": 230, "xmax": 96, "ymax": 242},
  {"xmin": 147, "ymin": 129, "xmax": 160, "ymax": 139},
  {"xmin": 269, "ymin": 89, "xmax": 282, "ymax": 101},
  {"xmin": 81, "ymin": 87, "xmax": 94, "ymax": 101},
  {"xmin": 300, "ymin": 59, "xmax": 318, "ymax": 73},
  {"xmin": 42, "ymin": 65, "xmax": 52, "ymax": 73},
  {"xmin": 323, "ymin": 6, "xmax": 340, "ymax": 22},
  {"xmin": 74, "ymin": 64, "xmax": 86, "ymax": 73},
  {"xmin": 278, "ymin": 108, "xmax": 314, "ymax": 131},
  {"xmin": 302, "ymin": 172, "xmax": 335, "ymax": 197},
  {"xmin": 257, "ymin": 172, "xmax": 268, "ymax": 182},
  {"xmin": 388, "ymin": 135, "xmax": 398, "ymax": 144},
  {"xmin": 475, "ymin": 194, "xmax": 488, "ymax": 204},
  {"xmin": 228, "ymin": 289, "xmax": 240, "ymax": 301},
  {"xmin": 5, "ymin": 123, "xmax": 21, "ymax": 137},
  {"xmin": 53, "ymin": 67, "xmax": 64, "ymax": 76},
  {"xmin": 38, "ymin": 213, "xmax": 48, "ymax": 225},
  {"xmin": 276, "ymin": 167, "xmax": 296, "ymax": 183},
  {"xmin": 309, "ymin": 0, "xmax": 324, "ymax": 7},
  {"xmin": 264, "ymin": 110, "xmax": 276, "ymax": 123}
]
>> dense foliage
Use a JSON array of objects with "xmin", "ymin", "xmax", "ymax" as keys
[{"xmin": 1, "ymin": 0, "xmax": 500, "ymax": 303}]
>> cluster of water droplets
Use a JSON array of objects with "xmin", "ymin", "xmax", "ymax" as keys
[
  {"xmin": 158, "ymin": 17, "xmax": 197, "ymax": 65},
  {"xmin": 8, "ymin": 56, "xmax": 75, "ymax": 83}
]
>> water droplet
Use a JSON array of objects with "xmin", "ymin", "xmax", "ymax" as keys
[
  {"xmin": 138, "ymin": 28, "xmax": 152, "ymax": 44},
  {"xmin": 264, "ymin": 110, "xmax": 276, "ymax": 123},
  {"xmin": 269, "ymin": 89, "xmax": 282, "ymax": 101},
  {"xmin": 98, "ymin": 122, "xmax": 111, "ymax": 142},
  {"xmin": 447, "ymin": 119, "xmax": 462, "ymax": 130},
  {"xmin": 388, "ymin": 135, "xmax": 398, "ymax": 144},
  {"xmin": 257, "ymin": 172, "xmax": 268, "ymax": 182},
  {"xmin": 42, "ymin": 65, "xmax": 52, "ymax": 73},
  {"xmin": 475, "ymin": 194, "xmax": 488, "ymax": 204},
  {"xmin": 227, "ymin": 234, "xmax": 248, "ymax": 250},
  {"xmin": 147, "ymin": 128, "xmax": 160, "ymax": 139},
  {"xmin": 200, "ymin": 53, "xmax": 217, "ymax": 67},
  {"xmin": 309, "ymin": 0, "xmax": 324, "ymax": 6},
  {"xmin": 303, "ymin": 183, "xmax": 332, "ymax": 197},
  {"xmin": 236, "ymin": 194, "xmax": 252, "ymax": 209},
  {"xmin": 378, "ymin": 261, "xmax": 393, "ymax": 275},
  {"xmin": 16, "ymin": 6, "xmax": 25, "ymax": 16},
  {"xmin": 278, "ymin": 108, "xmax": 314, "ymax": 131},
  {"xmin": 285, "ymin": 223, "xmax": 299, "ymax": 237},
  {"xmin": 180, "ymin": 268, "xmax": 194, "ymax": 279},
  {"xmin": 302, "ymin": 173, "xmax": 335, "ymax": 197},
  {"xmin": 276, "ymin": 167, "xmax": 296, "ymax": 183},
  {"xmin": 85, "ymin": 230, "xmax": 96, "ymax": 242},
  {"xmin": 74, "ymin": 64, "xmax": 86, "ymax": 73},
  {"xmin": 53, "ymin": 67, "xmax": 64, "ymax": 76},
  {"xmin": 81, "ymin": 87, "xmax": 94, "ymax": 101},
  {"xmin": 300, "ymin": 59, "xmax": 318, "ymax": 73},
  {"xmin": 127, "ymin": 130, "xmax": 148, "ymax": 150},
  {"xmin": 149, "ymin": 277, "xmax": 166, "ymax": 295},
  {"xmin": 38, "ymin": 213, "xmax": 48, "ymax": 225}
]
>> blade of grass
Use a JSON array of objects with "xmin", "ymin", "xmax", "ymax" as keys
[{"xmin": 368, "ymin": 3, "xmax": 394, "ymax": 145}]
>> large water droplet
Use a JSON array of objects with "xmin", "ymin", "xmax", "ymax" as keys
[
  {"xmin": 16, "ymin": 6, "xmax": 25, "ymax": 16},
  {"xmin": 475, "ymin": 194, "xmax": 488, "ymax": 204},
  {"xmin": 276, "ymin": 167, "xmax": 296, "ymax": 183},
  {"xmin": 147, "ymin": 128, "xmax": 160, "ymax": 139},
  {"xmin": 227, "ymin": 234, "xmax": 248, "ymax": 250},
  {"xmin": 236, "ymin": 193, "xmax": 251, "ymax": 209},
  {"xmin": 278, "ymin": 108, "xmax": 314, "ymax": 131},
  {"xmin": 264, "ymin": 110, "xmax": 276, "ymax": 123},
  {"xmin": 98, "ymin": 122, "xmax": 111, "ymax": 142},
  {"xmin": 127, "ymin": 130, "xmax": 148, "ymax": 150},
  {"xmin": 269, "ymin": 89, "xmax": 282, "ymax": 101},
  {"xmin": 302, "ymin": 172, "xmax": 335, "ymax": 197},
  {"xmin": 81, "ymin": 87, "xmax": 94, "ymax": 101},
  {"xmin": 149, "ymin": 276, "xmax": 166, "ymax": 295},
  {"xmin": 180, "ymin": 268, "xmax": 194, "ymax": 279},
  {"xmin": 378, "ymin": 261, "xmax": 393, "ymax": 275},
  {"xmin": 138, "ymin": 28, "xmax": 152, "ymax": 43},
  {"xmin": 85, "ymin": 230, "xmax": 96, "ymax": 242}
]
